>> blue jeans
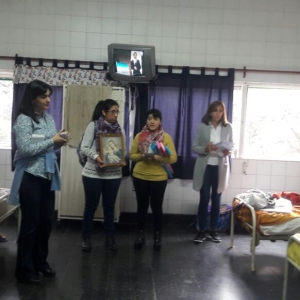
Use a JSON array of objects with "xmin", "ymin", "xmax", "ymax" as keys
[
  {"xmin": 16, "ymin": 172, "xmax": 55, "ymax": 280},
  {"xmin": 196, "ymin": 165, "xmax": 222, "ymax": 231},
  {"xmin": 82, "ymin": 176, "xmax": 121, "ymax": 237}
]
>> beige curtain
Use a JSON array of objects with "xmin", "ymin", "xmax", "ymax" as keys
[
  {"xmin": 64, "ymin": 85, "xmax": 112, "ymax": 147},
  {"xmin": 58, "ymin": 87, "xmax": 125, "ymax": 220}
]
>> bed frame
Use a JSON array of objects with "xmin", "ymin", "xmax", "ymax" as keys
[
  {"xmin": 229, "ymin": 196, "xmax": 290, "ymax": 272},
  {"xmin": 0, "ymin": 189, "xmax": 20, "ymax": 231}
]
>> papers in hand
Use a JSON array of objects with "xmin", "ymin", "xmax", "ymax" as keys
[
  {"xmin": 214, "ymin": 141, "xmax": 233, "ymax": 157},
  {"xmin": 30, "ymin": 134, "xmax": 45, "ymax": 143}
]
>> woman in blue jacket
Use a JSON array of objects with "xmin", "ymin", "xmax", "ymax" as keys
[{"xmin": 10, "ymin": 80, "xmax": 68, "ymax": 284}]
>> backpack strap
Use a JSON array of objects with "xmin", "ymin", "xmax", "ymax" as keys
[{"xmin": 86, "ymin": 121, "xmax": 97, "ymax": 148}]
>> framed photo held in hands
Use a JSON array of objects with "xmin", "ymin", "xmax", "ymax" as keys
[{"xmin": 99, "ymin": 133, "xmax": 125, "ymax": 166}]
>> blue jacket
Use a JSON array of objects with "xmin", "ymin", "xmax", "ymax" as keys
[{"xmin": 8, "ymin": 151, "xmax": 61, "ymax": 205}]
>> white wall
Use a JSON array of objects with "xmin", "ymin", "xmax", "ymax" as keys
[
  {"xmin": 1, "ymin": 0, "xmax": 300, "ymax": 71},
  {"xmin": 119, "ymin": 158, "xmax": 300, "ymax": 214},
  {"xmin": 1, "ymin": 0, "xmax": 300, "ymax": 215},
  {"xmin": 1, "ymin": 148, "xmax": 299, "ymax": 215}
]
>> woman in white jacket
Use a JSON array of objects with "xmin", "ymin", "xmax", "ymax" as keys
[{"xmin": 192, "ymin": 101, "xmax": 233, "ymax": 244}]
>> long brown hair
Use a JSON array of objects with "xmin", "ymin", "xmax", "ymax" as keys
[{"xmin": 201, "ymin": 101, "xmax": 228, "ymax": 126}]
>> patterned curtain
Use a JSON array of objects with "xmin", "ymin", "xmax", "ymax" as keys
[{"xmin": 13, "ymin": 64, "xmax": 119, "ymax": 86}]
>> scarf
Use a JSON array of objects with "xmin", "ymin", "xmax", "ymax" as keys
[
  {"xmin": 96, "ymin": 116, "xmax": 122, "ymax": 152},
  {"xmin": 138, "ymin": 124, "xmax": 164, "ymax": 154}
]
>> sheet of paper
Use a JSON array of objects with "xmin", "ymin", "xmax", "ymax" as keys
[
  {"xmin": 214, "ymin": 141, "xmax": 233, "ymax": 157},
  {"xmin": 215, "ymin": 141, "xmax": 233, "ymax": 151}
]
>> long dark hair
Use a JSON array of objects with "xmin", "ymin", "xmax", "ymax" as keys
[
  {"xmin": 16, "ymin": 80, "xmax": 53, "ymax": 123},
  {"xmin": 201, "ymin": 101, "xmax": 228, "ymax": 126},
  {"xmin": 92, "ymin": 101, "xmax": 104, "ymax": 121},
  {"xmin": 94, "ymin": 99, "xmax": 119, "ymax": 121}
]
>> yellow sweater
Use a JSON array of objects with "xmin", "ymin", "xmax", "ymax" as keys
[{"xmin": 130, "ymin": 132, "xmax": 177, "ymax": 181}]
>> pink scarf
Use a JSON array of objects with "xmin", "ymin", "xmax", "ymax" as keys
[{"xmin": 138, "ymin": 125, "xmax": 164, "ymax": 154}]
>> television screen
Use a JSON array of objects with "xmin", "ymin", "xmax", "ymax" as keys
[
  {"xmin": 114, "ymin": 49, "xmax": 144, "ymax": 76},
  {"xmin": 108, "ymin": 44, "xmax": 155, "ymax": 83}
]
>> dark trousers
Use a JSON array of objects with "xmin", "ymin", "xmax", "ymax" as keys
[
  {"xmin": 133, "ymin": 177, "xmax": 167, "ymax": 232},
  {"xmin": 197, "ymin": 165, "xmax": 222, "ymax": 231},
  {"xmin": 82, "ymin": 176, "xmax": 121, "ymax": 237},
  {"xmin": 15, "ymin": 172, "xmax": 55, "ymax": 280}
]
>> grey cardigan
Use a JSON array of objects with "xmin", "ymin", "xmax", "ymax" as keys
[{"xmin": 192, "ymin": 122, "xmax": 233, "ymax": 193}]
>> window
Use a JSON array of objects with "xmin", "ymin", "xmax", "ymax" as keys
[
  {"xmin": 232, "ymin": 83, "xmax": 300, "ymax": 161},
  {"xmin": 232, "ymin": 85, "xmax": 242, "ymax": 158},
  {"xmin": 0, "ymin": 79, "xmax": 13, "ymax": 149}
]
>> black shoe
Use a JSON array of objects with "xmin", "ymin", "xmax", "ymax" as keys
[
  {"xmin": 134, "ymin": 230, "xmax": 145, "ymax": 249},
  {"xmin": 38, "ymin": 267, "xmax": 56, "ymax": 278},
  {"xmin": 82, "ymin": 236, "xmax": 91, "ymax": 252},
  {"xmin": 105, "ymin": 236, "xmax": 118, "ymax": 251},
  {"xmin": 153, "ymin": 231, "xmax": 161, "ymax": 251},
  {"xmin": 193, "ymin": 231, "xmax": 206, "ymax": 243},
  {"xmin": 210, "ymin": 231, "xmax": 221, "ymax": 243},
  {"xmin": 17, "ymin": 273, "xmax": 43, "ymax": 285}
]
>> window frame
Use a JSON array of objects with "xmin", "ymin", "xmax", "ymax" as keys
[
  {"xmin": 234, "ymin": 81, "xmax": 300, "ymax": 160},
  {"xmin": 0, "ymin": 72, "xmax": 13, "ymax": 150}
]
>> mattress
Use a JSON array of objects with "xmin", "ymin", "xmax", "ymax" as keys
[
  {"xmin": 260, "ymin": 218, "xmax": 300, "ymax": 235},
  {"xmin": 233, "ymin": 194, "xmax": 300, "ymax": 236}
]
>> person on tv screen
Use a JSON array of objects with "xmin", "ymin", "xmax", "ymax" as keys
[{"xmin": 131, "ymin": 52, "xmax": 141, "ymax": 76}]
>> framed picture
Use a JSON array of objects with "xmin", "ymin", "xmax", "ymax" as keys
[{"xmin": 99, "ymin": 133, "xmax": 125, "ymax": 166}]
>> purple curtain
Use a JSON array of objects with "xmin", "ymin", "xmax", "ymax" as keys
[
  {"xmin": 131, "ymin": 84, "xmax": 149, "ymax": 176},
  {"xmin": 133, "ymin": 84, "xmax": 149, "ymax": 135},
  {"xmin": 11, "ymin": 84, "xmax": 63, "ymax": 169},
  {"xmin": 149, "ymin": 67, "xmax": 234, "ymax": 179}
]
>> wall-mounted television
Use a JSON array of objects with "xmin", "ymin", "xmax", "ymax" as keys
[{"xmin": 107, "ymin": 43, "xmax": 156, "ymax": 83}]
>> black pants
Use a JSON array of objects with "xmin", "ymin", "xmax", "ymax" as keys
[
  {"xmin": 133, "ymin": 177, "xmax": 167, "ymax": 232},
  {"xmin": 15, "ymin": 172, "xmax": 55, "ymax": 280}
]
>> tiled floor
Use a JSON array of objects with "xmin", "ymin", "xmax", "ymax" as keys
[{"xmin": 0, "ymin": 215, "xmax": 299, "ymax": 300}]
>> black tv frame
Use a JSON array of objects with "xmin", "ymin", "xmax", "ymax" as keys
[{"xmin": 107, "ymin": 43, "xmax": 156, "ymax": 83}]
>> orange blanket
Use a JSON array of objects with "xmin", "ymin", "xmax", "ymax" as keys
[{"xmin": 233, "ymin": 196, "xmax": 300, "ymax": 235}]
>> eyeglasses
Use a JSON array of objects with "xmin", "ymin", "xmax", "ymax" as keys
[{"xmin": 107, "ymin": 110, "xmax": 120, "ymax": 115}]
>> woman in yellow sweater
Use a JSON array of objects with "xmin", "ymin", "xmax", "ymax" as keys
[{"xmin": 130, "ymin": 109, "xmax": 177, "ymax": 251}]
